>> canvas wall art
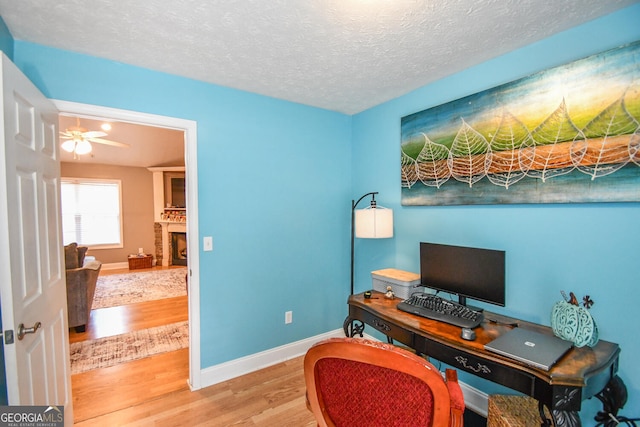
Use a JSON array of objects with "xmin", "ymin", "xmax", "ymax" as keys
[{"xmin": 400, "ymin": 41, "xmax": 640, "ymax": 206}]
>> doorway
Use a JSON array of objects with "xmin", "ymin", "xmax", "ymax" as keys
[{"xmin": 53, "ymin": 100, "xmax": 202, "ymax": 390}]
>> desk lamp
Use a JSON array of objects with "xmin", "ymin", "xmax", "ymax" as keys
[{"xmin": 350, "ymin": 192, "xmax": 393, "ymax": 295}]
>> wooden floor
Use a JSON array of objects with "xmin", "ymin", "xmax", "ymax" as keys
[{"xmin": 71, "ymin": 266, "xmax": 315, "ymax": 426}]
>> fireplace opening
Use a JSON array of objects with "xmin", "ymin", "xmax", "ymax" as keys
[{"xmin": 171, "ymin": 232, "xmax": 187, "ymax": 266}]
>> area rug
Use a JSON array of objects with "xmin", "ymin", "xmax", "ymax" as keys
[
  {"xmin": 69, "ymin": 321, "xmax": 189, "ymax": 374},
  {"xmin": 92, "ymin": 268, "xmax": 187, "ymax": 309}
]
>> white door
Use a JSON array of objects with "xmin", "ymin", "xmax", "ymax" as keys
[{"xmin": 0, "ymin": 54, "xmax": 73, "ymax": 424}]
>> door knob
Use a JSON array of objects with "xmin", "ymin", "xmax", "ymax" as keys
[{"xmin": 17, "ymin": 322, "xmax": 42, "ymax": 340}]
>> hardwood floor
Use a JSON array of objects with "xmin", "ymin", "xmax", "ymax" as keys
[
  {"xmin": 68, "ymin": 296, "xmax": 189, "ymax": 344},
  {"xmin": 70, "ymin": 266, "xmax": 315, "ymax": 426}
]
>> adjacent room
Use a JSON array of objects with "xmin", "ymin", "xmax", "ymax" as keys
[
  {"xmin": 57, "ymin": 115, "xmax": 190, "ymax": 421},
  {"xmin": 0, "ymin": 1, "xmax": 639, "ymax": 426}
]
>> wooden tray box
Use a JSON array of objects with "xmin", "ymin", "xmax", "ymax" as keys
[{"xmin": 128, "ymin": 254, "xmax": 153, "ymax": 270}]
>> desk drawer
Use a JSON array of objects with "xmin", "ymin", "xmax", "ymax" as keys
[
  {"xmin": 359, "ymin": 310, "xmax": 413, "ymax": 347},
  {"xmin": 415, "ymin": 338, "xmax": 535, "ymax": 396}
]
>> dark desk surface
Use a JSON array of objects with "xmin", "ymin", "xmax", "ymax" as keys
[{"xmin": 345, "ymin": 291, "xmax": 624, "ymax": 427}]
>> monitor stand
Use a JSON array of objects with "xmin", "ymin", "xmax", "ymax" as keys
[{"xmin": 458, "ymin": 295, "xmax": 484, "ymax": 312}]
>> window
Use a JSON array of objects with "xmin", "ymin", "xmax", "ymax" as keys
[{"xmin": 61, "ymin": 178, "xmax": 123, "ymax": 248}]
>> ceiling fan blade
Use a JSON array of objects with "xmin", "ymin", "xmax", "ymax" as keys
[
  {"xmin": 82, "ymin": 131, "xmax": 108, "ymax": 138},
  {"xmin": 59, "ymin": 131, "xmax": 74, "ymax": 137},
  {"xmin": 88, "ymin": 137, "xmax": 130, "ymax": 148},
  {"xmin": 60, "ymin": 135, "xmax": 74, "ymax": 140}
]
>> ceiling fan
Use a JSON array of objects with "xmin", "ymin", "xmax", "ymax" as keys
[{"xmin": 60, "ymin": 118, "xmax": 129, "ymax": 158}]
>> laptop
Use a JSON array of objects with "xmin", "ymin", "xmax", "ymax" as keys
[{"xmin": 484, "ymin": 328, "xmax": 573, "ymax": 371}]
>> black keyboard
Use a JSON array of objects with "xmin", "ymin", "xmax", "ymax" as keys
[{"xmin": 397, "ymin": 293, "xmax": 483, "ymax": 329}]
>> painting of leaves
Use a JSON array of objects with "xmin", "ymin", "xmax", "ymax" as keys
[{"xmin": 401, "ymin": 41, "xmax": 640, "ymax": 206}]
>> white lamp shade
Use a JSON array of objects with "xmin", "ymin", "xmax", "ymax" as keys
[
  {"xmin": 61, "ymin": 139, "xmax": 76, "ymax": 153},
  {"xmin": 355, "ymin": 207, "xmax": 393, "ymax": 238},
  {"xmin": 75, "ymin": 139, "xmax": 93, "ymax": 155}
]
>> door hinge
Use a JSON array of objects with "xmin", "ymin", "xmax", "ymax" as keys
[{"xmin": 4, "ymin": 329, "xmax": 14, "ymax": 344}]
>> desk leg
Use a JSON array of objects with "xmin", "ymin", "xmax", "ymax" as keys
[
  {"xmin": 537, "ymin": 402, "xmax": 553, "ymax": 427},
  {"xmin": 549, "ymin": 409, "xmax": 580, "ymax": 427},
  {"xmin": 547, "ymin": 387, "xmax": 582, "ymax": 427},
  {"xmin": 343, "ymin": 316, "xmax": 365, "ymax": 338},
  {"xmin": 594, "ymin": 375, "xmax": 628, "ymax": 427},
  {"xmin": 547, "ymin": 374, "xmax": 627, "ymax": 427}
]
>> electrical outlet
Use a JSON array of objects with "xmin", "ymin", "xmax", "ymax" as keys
[{"xmin": 285, "ymin": 311, "xmax": 293, "ymax": 324}]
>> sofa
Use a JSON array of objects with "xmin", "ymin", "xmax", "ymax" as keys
[{"xmin": 64, "ymin": 243, "xmax": 102, "ymax": 332}]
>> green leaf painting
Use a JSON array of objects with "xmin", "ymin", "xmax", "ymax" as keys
[{"xmin": 401, "ymin": 41, "xmax": 640, "ymax": 205}]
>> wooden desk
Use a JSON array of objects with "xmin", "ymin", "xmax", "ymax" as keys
[{"xmin": 344, "ymin": 291, "xmax": 626, "ymax": 427}]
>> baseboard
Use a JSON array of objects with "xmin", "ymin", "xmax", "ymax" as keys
[
  {"xmin": 101, "ymin": 262, "xmax": 130, "ymax": 270},
  {"xmin": 198, "ymin": 330, "xmax": 489, "ymax": 417},
  {"xmin": 198, "ymin": 329, "xmax": 344, "ymax": 388},
  {"xmin": 101, "ymin": 259, "xmax": 159, "ymax": 270},
  {"xmin": 459, "ymin": 381, "xmax": 489, "ymax": 417}
]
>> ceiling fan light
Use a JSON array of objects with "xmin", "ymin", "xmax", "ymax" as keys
[
  {"xmin": 75, "ymin": 140, "xmax": 93, "ymax": 155},
  {"xmin": 61, "ymin": 139, "xmax": 76, "ymax": 153}
]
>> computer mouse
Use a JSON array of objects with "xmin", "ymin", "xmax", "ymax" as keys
[{"xmin": 461, "ymin": 328, "xmax": 476, "ymax": 341}]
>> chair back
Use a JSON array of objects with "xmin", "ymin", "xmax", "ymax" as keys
[{"xmin": 304, "ymin": 337, "xmax": 464, "ymax": 427}]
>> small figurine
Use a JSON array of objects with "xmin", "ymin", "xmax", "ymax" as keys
[
  {"xmin": 582, "ymin": 295, "xmax": 594, "ymax": 309},
  {"xmin": 560, "ymin": 291, "xmax": 595, "ymax": 309},
  {"xmin": 385, "ymin": 286, "xmax": 395, "ymax": 299},
  {"xmin": 569, "ymin": 292, "xmax": 579, "ymax": 306}
]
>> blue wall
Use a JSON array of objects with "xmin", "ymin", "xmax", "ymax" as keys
[
  {"xmin": 0, "ymin": 16, "xmax": 12, "ymax": 60},
  {"xmin": 11, "ymin": 42, "xmax": 353, "ymax": 367},
  {"xmin": 352, "ymin": 3, "xmax": 640, "ymax": 419}
]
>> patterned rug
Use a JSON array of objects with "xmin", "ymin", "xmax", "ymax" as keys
[
  {"xmin": 92, "ymin": 268, "xmax": 187, "ymax": 309},
  {"xmin": 69, "ymin": 321, "xmax": 189, "ymax": 374}
]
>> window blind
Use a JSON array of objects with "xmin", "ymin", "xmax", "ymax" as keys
[{"xmin": 61, "ymin": 179, "xmax": 123, "ymax": 247}]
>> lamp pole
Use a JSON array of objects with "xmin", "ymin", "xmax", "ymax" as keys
[{"xmin": 350, "ymin": 192, "xmax": 378, "ymax": 295}]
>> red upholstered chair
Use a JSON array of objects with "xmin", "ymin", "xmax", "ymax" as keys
[{"xmin": 304, "ymin": 337, "xmax": 465, "ymax": 427}]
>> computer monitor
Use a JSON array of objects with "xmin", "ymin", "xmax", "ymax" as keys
[{"xmin": 420, "ymin": 242, "xmax": 505, "ymax": 308}]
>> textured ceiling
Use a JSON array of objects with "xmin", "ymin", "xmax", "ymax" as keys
[{"xmin": 0, "ymin": 0, "xmax": 636, "ymax": 114}]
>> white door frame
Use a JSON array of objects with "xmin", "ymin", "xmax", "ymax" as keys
[{"xmin": 53, "ymin": 100, "xmax": 202, "ymax": 390}]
